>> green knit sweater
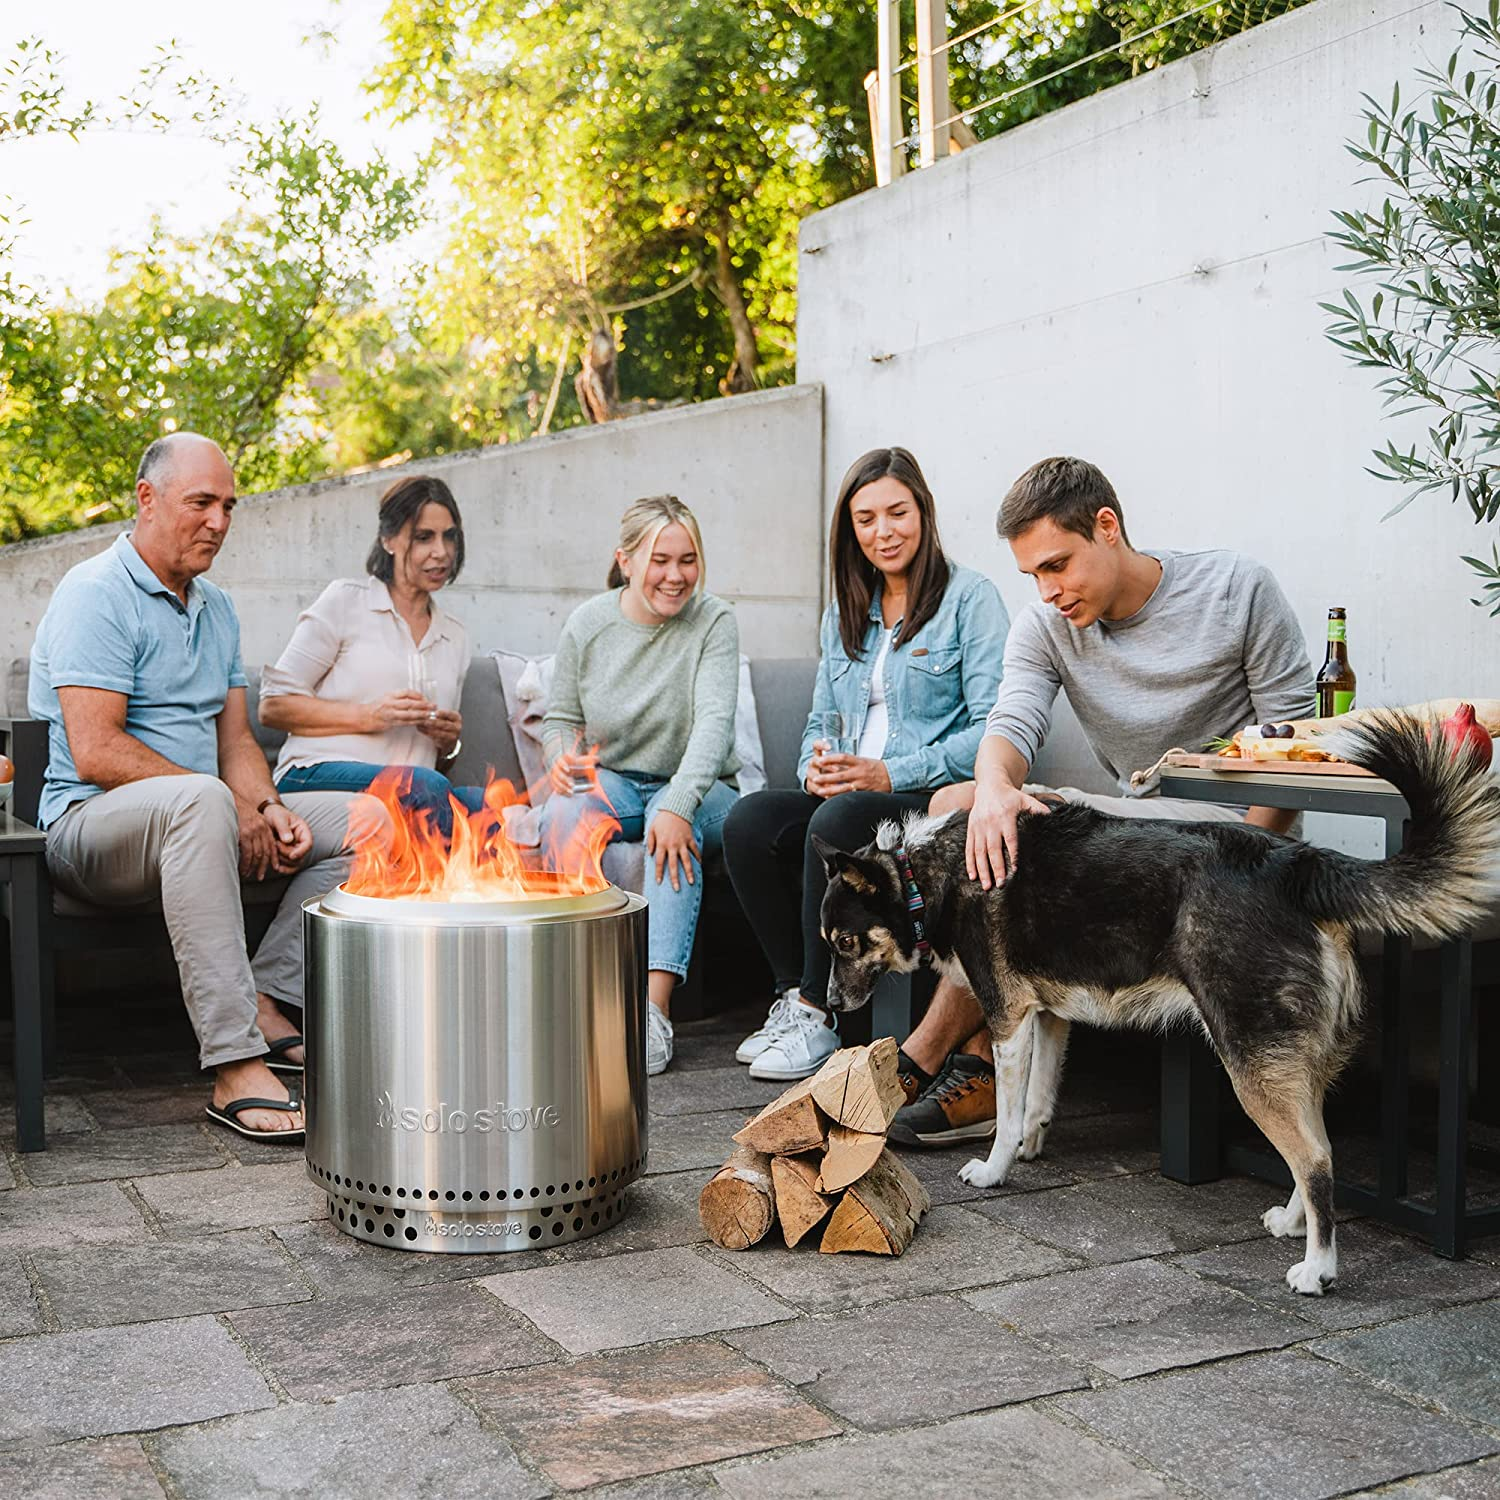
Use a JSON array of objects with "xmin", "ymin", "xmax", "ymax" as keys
[{"xmin": 541, "ymin": 589, "xmax": 740, "ymax": 822}]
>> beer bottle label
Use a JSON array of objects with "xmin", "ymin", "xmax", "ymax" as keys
[
  {"xmin": 1333, "ymin": 690, "xmax": 1354, "ymax": 714},
  {"xmin": 1327, "ymin": 619, "xmax": 1347, "ymax": 643}
]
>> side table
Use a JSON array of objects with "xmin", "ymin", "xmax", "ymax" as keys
[{"xmin": 1, "ymin": 808, "xmax": 48, "ymax": 1152}]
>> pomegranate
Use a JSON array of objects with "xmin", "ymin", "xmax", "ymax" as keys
[{"xmin": 1436, "ymin": 703, "xmax": 1494, "ymax": 771}]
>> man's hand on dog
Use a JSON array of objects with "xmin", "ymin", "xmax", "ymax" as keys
[
  {"xmin": 957, "ymin": 780, "xmax": 1052, "ymax": 888},
  {"xmin": 806, "ymin": 745, "xmax": 892, "ymax": 798}
]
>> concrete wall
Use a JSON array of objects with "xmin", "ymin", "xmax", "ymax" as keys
[
  {"xmin": 797, "ymin": 0, "xmax": 1489, "ymax": 840},
  {"xmin": 0, "ymin": 385, "xmax": 824, "ymax": 709}
]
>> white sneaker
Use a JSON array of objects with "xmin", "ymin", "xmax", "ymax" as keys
[
  {"xmin": 747, "ymin": 1001, "xmax": 838, "ymax": 1081},
  {"xmin": 646, "ymin": 1004, "xmax": 674, "ymax": 1077},
  {"xmin": 735, "ymin": 992, "xmax": 802, "ymax": 1064}
]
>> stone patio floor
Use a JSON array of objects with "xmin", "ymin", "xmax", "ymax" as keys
[{"xmin": 2, "ymin": 1002, "xmax": 1499, "ymax": 1500}]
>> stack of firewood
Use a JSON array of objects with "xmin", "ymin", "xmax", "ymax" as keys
[{"xmin": 698, "ymin": 1038, "xmax": 931, "ymax": 1256}]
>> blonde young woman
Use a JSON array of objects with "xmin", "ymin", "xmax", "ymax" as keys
[{"xmin": 539, "ymin": 496, "xmax": 740, "ymax": 1075}]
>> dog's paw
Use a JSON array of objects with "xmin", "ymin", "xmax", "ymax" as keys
[
  {"xmin": 1018, "ymin": 1119, "xmax": 1051, "ymax": 1161},
  {"xmin": 1285, "ymin": 1258, "xmax": 1335, "ymax": 1296},
  {"xmin": 959, "ymin": 1156, "xmax": 1010, "ymax": 1189},
  {"xmin": 1262, "ymin": 1204, "xmax": 1306, "ymax": 1238}
]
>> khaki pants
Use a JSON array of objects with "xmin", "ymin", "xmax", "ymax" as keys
[{"xmin": 46, "ymin": 775, "xmax": 360, "ymax": 1069}]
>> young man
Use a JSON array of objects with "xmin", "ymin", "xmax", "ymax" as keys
[
  {"xmin": 29, "ymin": 432, "xmax": 377, "ymax": 1141},
  {"xmin": 889, "ymin": 455, "xmax": 1316, "ymax": 1147}
]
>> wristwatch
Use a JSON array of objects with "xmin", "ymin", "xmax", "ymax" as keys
[{"xmin": 256, "ymin": 796, "xmax": 283, "ymax": 815}]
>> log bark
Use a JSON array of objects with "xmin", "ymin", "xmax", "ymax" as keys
[
  {"xmin": 820, "ymin": 1148, "xmax": 930, "ymax": 1256},
  {"xmin": 816, "ymin": 1123, "xmax": 886, "ymax": 1193},
  {"xmin": 771, "ymin": 1153, "xmax": 835, "ymax": 1248},
  {"xmin": 809, "ymin": 1038, "xmax": 906, "ymax": 1135},
  {"xmin": 734, "ymin": 1075, "xmax": 829, "ymax": 1155},
  {"xmin": 699, "ymin": 1144, "xmax": 776, "ymax": 1250}
]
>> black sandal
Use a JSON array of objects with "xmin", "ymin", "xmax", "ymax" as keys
[
  {"xmin": 205, "ymin": 1095, "xmax": 305, "ymax": 1141},
  {"xmin": 264, "ymin": 1035, "xmax": 305, "ymax": 1075}
]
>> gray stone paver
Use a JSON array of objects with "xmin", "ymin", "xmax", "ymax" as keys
[
  {"xmin": 1178, "ymin": 1220, "xmax": 1500, "ymax": 1330},
  {"xmin": 35, "ymin": 1229, "xmax": 311, "ymax": 1329},
  {"xmin": 723, "ymin": 1290, "xmax": 1087, "ymax": 1428},
  {"xmin": 482, "ymin": 1244, "xmax": 796, "ymax": 1353},
  {"xmin": 964, "ymin": 1256, "xmax": 1316, "ymax": 1378},
  {"xmin": 714, "ymin": 1406, "xmax": 1170, "ymax": 1498},
  {"xmin": 645, "ymin": 1109, "xmax": 760, "ymax": 1175},
  {"xmin": 0, "ymin": 1316, "xmax": 274, "ymax": 1449},
  {"xmin": 135, "ymin": 1160, "xmax": 324, "ymax": 1234},
  {"xmin": 2, "ymin": 1094, "xmax": 95, "ymax": 1140},
  {"xmin": 0, "ymin": 1180, "xmax": 150, "ymax": 1250},
  {"xmin": 154, "ymin": 1383, "xmax": 548, "ymax": 1500},
  {"xmin": 558, "ymin": 1170, "xmax": 709, "ymax": 1260},
  {"xmin": 1312, "ymin": 1302, "xmax": 1500, "ymax": 1428},
  {"xmin": 647, "ymin": 1065, "xmax": 784, "ymax": 1118},
  {"xmin": 464, "ymin": 1337, "xmax": 840, "ymax": 1490},
  {"xmin": 0, "ymin": 1436, "xmax": 165, "ymax": 1498},
  {"xmin": 20, "ymin": 1123, "xmax": 224, "ymax": 1187},
  {"xmin": 1344, "ymin": 1455, "xmax": 1500, "ymax": 1498},
  {"xmin": 1057, "ymin": 1349, "xmax": 1499, "ymax": 1500},
  {"xmin": 712, "ymin": 1202, "xmax": 1079, "ymax": 1315},
  {"xmin": 3, "ymin": 1014, "xmax": 1497, "ymax": 1497},
  {"xmin": 0, "ymin": 1253, "xmax": 40, "ymax": 1337},
  {"xmin": 226, "ymin": 1280, "xmax": 555, "ymax": 1401}
]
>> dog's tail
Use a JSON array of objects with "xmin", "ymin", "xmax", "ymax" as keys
[{"xmin": 1295, "ymin": 711, "xmax": 1500, "ymax": 940}]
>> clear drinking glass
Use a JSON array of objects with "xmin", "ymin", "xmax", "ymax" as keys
[
  {"xmin": 566, "ymin": 724, "xmax": 599, "ymax": 795},
  {"xmin": 407, "ymin": 651, "xmax": 439, "ymax": 721},
  {"xmin": 814, "ymin": 711, "xmax": 854, "ymax": 756}
]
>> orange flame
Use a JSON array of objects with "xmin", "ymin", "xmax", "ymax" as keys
[{"xmin": 345, "ymin": 768, "xmax": 619, "ymax": 901}]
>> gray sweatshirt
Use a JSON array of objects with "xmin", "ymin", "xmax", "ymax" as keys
[
  {"xmin": 985, "ymin": 548, "xmax": 1315, "ymax": 794},
  {"xmin": 542, "ymin": 589, "xmax": 740, "ymax": 822}
]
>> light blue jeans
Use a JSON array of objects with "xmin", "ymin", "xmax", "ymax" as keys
[{"xmin": 538, "ymin": 768, "xmax": 738, "ymax": 979}]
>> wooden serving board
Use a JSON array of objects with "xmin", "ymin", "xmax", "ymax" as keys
[{"xmin": 1161, "ymin": 752, "xmax": 1377, "ymax": 778}]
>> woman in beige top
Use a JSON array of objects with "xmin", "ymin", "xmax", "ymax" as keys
[{"xmin": 258, "ymin": 475, "xmax": 484, "ymax": 833}]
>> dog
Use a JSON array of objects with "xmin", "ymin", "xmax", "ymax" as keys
[{"xmin": 812, "ymin": 712, "xmax": 1500, "ymax": 1295}]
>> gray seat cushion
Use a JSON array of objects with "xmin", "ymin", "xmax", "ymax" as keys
[{"xmin": 749, "ymin": 659, "xmax": 817, "ymax": 791}]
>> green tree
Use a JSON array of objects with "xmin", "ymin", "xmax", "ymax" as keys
[
  {"xmin": 1, "ymin": 114, "xmax": 423, "ymax": 540},
  {"xmin": 1323, "ymin": 2, "xmax": 1500, "ymax": 614}
]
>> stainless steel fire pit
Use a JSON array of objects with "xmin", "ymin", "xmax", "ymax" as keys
[{"xmin": 302, "ymin": 883, "xmax": 647, "ymax": 1252}]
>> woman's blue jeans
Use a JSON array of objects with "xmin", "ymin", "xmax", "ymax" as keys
[
  {"xmin": 537, "ymin": 768, "xmax": 738, "ymax": 979},
  {"xmin": 276, "ymin": 761, "xmax": 487, "ymax": 838}
]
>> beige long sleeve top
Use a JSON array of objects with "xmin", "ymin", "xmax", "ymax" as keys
[{"xmin": 260, "ymin": 576, "xmax": 468, "ymax": 780}]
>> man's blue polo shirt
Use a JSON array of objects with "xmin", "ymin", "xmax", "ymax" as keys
[{"xmin": 28, "ymin": 533, "xmax": 247, "ymax": 828}]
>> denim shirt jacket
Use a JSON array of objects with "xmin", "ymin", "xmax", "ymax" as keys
[{"xmin": 796, "ymin": 562, "xmax": 1011, "ymax": 792}]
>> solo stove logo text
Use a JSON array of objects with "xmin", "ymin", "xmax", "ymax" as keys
[{"xmin": 375, "ymin": 1091, "xmax": 560, "ymax": 1134}]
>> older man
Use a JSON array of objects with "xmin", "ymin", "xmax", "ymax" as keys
[{"xmin": 29, "ymin": 432, "xmax": 368, "ymax": 1140}]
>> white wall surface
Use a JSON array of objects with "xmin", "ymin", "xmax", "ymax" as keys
[
  {"xmin": 0, "ymin": 385, "xmax": 825, "ymax": 710},
  {"xmin": 797, "ymin": 0, "xmax": 1488, "ymax": 847}
]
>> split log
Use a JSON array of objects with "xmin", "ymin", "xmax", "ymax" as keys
[
  {"xmin": 809, "ymin": 1038, "xmax": 906, "ymax": 1135},
  {"xmin": 820, "ymin": 1148, "xmax": 930, "ymax": 1256},
  {"xmin": 771, "ymin": 1153, "xmax": 835, "ymax": 1248},
  {"xmin": 699, "ymin": 1144, "xmax": 776, "ymax": 1250},
  {"xmin": 734, "ymin": 1075, "xmax": 829, "ymax": 1155},
  {"xmin": 816, "ymin": 1123, "xmax": 885, "ymax": 1193}
]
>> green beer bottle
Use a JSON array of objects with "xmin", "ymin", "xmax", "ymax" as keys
[{"xmin": 1316, "ymin": 607, "xmax": 1356, "ymax": 718}]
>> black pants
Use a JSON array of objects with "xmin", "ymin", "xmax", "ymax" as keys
[{"xmin": 722, "ymin": 788, "xmax": 933, "ymax": 1009}]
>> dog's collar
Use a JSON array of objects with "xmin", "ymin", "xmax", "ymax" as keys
[{"xmin": 895, "ymin": 845, "xmax": 932, "ymax": 965}]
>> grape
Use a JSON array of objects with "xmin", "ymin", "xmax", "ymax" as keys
[
  {"xmin": 1279, "ymin": 724, "xmax": 1297, "ymax": 739},
  {"xmin": 1259, "ymin": 723, "xmax": 1278, "ymax": 737}
]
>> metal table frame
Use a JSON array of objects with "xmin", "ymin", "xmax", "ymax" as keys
[
  {"xmin": 1157, "ymin": 765, "xmax": 1495, "ymax": 1258},
  {"xmin": 1, "ymin": 809, "xmax": 48, "ymax": 1153}
]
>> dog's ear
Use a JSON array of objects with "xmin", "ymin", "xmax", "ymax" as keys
[
  {"xmin": 812, "ymin": 835, "xmax": 884, "ymax": 897},
  {"xmin": 810, "ymin": 833, "xmax": 846, "ymax": 878}
]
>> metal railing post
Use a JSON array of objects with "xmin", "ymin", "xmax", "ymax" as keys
[
  {"xmin": 916, "ymin": 0, "xmax": 951, "ymax": 168},
  {"xmin": 875, "ymin": 0, "xmax": 905, "ymax": 186}
]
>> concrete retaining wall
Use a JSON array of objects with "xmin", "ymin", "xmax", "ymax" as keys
[
  {"xmin": 0, "ymin": 385, "xmax": 825, "ymax": 709},
  {"xmin": 797, "ymin": 0, "xmax": 1489, "ymax": 837}
]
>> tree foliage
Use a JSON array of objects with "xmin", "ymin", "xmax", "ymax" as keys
[{"xmin": 1323, "ymin": 1, "xmax": 1500, "ymax": 614}]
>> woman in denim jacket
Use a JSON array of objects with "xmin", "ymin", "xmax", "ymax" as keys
[{"xmin": 722, "ymin": 447, "xmax": 1009, "ymax": 1081}]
